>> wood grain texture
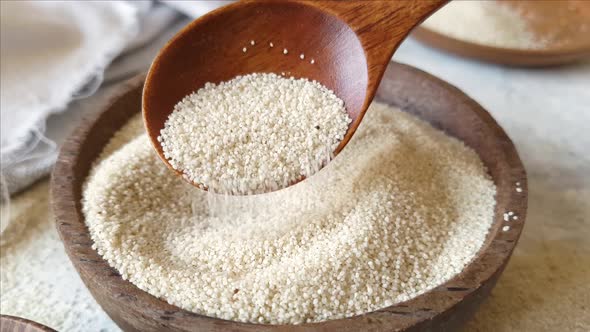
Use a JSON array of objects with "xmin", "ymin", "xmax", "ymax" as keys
[
  {"xmin": 51, "ymin": 62, "xmax": 527, "ymax": 331},
  {"xmin": 0, "ymin": 315, "xmax": 56, "ymax": 332},
  {"xmin": 142, "ymin": 0, "xmax": 447, "ymax": 190},
  {"xmin": 413, "ymin": 0, "xmax": 590, "ymax": 67}
]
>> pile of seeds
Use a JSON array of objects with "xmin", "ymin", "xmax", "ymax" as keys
[
  {"xmin": 422, "ymin": 1, "xmax": 547, "ymax": 49},
  {"xmin": 159, "ymin": 73, "xmax": 351, "ymax": 194},
  {"xmin": 83, "ymin": 101, "xmax": 496, "ymax": 324}
]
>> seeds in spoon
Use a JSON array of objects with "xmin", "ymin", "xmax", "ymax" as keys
[{"xmin": 159, "ymin": 73, "xmax": 351, "ymax": 194}]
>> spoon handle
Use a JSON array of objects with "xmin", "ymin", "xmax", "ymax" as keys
[{"xmin": 313, "ymin": 0, "xmax": 448, "ymax": 96}]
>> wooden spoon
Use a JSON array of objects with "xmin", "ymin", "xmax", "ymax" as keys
[{"xmin": 143, "ymin": 0, "xmax": 447, "ymax": 192}]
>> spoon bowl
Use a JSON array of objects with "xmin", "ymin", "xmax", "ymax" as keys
[{"xmin": 143, "ymin": 0, "xmax": 446, "ymax": 192}]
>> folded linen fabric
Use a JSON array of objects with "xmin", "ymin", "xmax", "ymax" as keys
[
  {"xmin": 1, "ymin": 0, "xmax": 138, "ymax": 195},
  {"xmin": 0, "ymin": 0, "xmax": 190, "ymax": 195}
]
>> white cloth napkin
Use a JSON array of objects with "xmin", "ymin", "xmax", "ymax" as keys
[
  {"xmin": 1, "ymin": 1, "xmax": 137, "ymax": 151},
  {"xmin": 1, "ymin": 0, "xmax": 136, "ymax": 195},
  {"xmin": 0, "ymin": 0, "xmax": 230, "ymax": 198},
  {"xmin": 162, "ymin": 0, "xmax": 232, "ymax": 17}
]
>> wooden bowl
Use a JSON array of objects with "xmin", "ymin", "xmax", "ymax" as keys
[
  {"xmin": 51, "ymin": 62, "xmax": 527, "ymax": 332},
  {"xmin": 413, "ymin": 27, "xmax": 590, "ymax": 67},
  {"xmin": 0, "ymin": 315, "xmax": 56, "ymax": 332}
]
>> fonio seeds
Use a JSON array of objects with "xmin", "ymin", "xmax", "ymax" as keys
[
  {"xmin": 159, "ymin": 73, "xmax": 351, "ymax": 194},
  {"xmin": 422, "ymin": 1, "xmax": 547, "ymax": 49},
  {"xmin": 83, "ymin": 102, "xmax": 496, "ymax": 324}
]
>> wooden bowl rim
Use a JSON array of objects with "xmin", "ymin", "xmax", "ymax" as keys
[
  {"xmin": 51, "ymin": 62, "xmax": 527, "ymax": 331},
  {"xmin": 413, "ymin": 26, "xmax": 590, "ymax": 67},
  {"xmin": 0, "ymin": 315, "xmax": 57, "ymax": 332}
]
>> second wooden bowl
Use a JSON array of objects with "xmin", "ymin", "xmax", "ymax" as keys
[
  {"xmin": 413, "ymin": 27, "xmax": 590, "ymax": 67},
  {"xmin": 51, "ymin": 62, "xmax": 527, "ymax": 331}
]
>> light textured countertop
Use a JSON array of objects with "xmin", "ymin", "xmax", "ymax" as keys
[{"xmin": 1, "ymin": 38, "xmax": 589, "ymax": 331}]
